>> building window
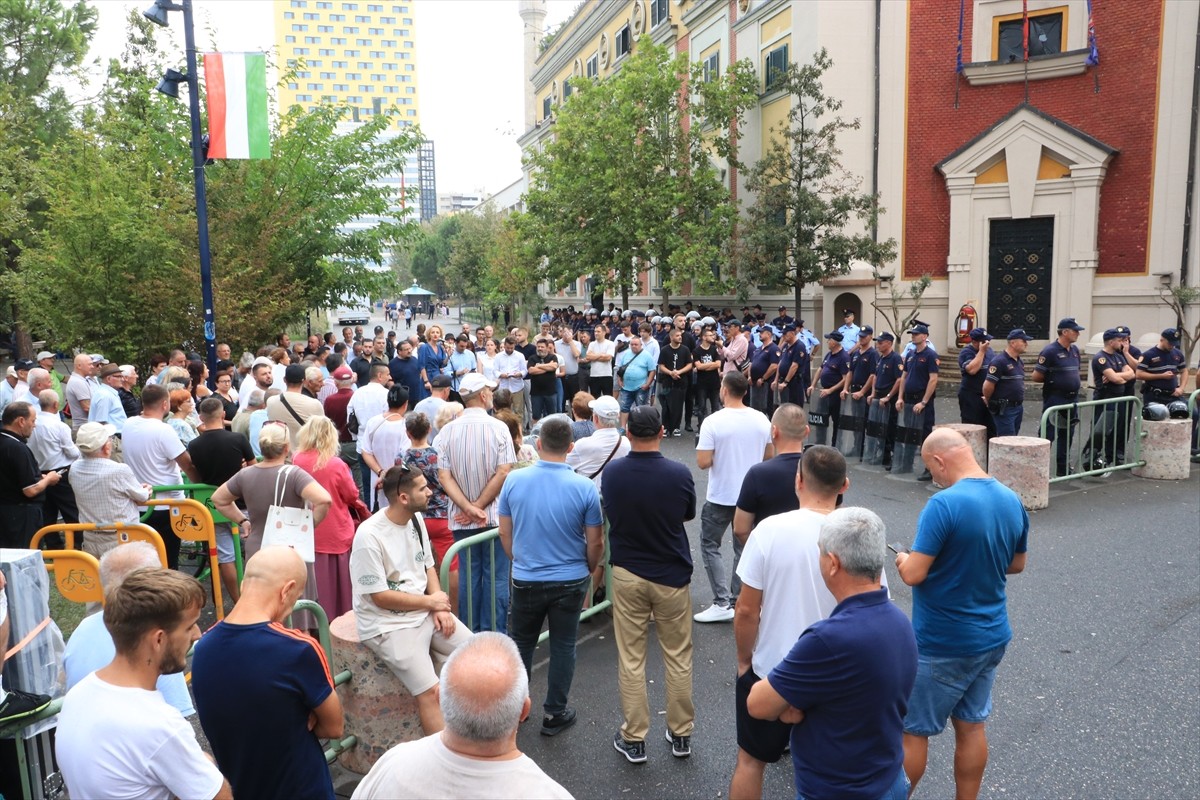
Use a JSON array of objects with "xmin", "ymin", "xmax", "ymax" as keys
[
  {"xmin": 285, "ymin": 35, "xmax": 296, "ymax": 42},
  {"xmin": 344, "ymin": 25, "xmax": 358, "ymax": 33},
  {"xmin": 342, "ymin": 2, "xmax": 357, "ymax": 8},
  {"xmin": 331, "ymin": 37, "xmax": 346, "ymax": 44},
  {"xmin": 543, "ymin": 95, "xmax": 552, "ymax": 119},
  {"xmin": 368, "ymin": 3, "xmax": 383, "ymax": 10},
  {"xmin": 405, "ymin": 86, "xmax": 415, "ymax": 94},
  {"xmin": 383, "ymin": 85, "xmax": 398, "ymax": 94},
  {"xmin": 371, "ymin": 73, "xmax": 385, "ymax": 81},
  {"xmin": 368, "ymin": 27, "xmax": 383, "ymax": 35},
  {"xmin": 308, "ymin": 59, "xmax": 322, "ymax": 66},
  {"xmin": 355, "ymin": 14, "xmax": 369, "ymax": 21},
  {"xmin": 289, "ymin": 0, "xmax": 306, "ymax": 6},
  {"xmin": 994, "ymin": 9, "xmax": 1065, "ymax": 63},
  {"xmin": 294, "ymin": 48, "xmax": 310, "ymax": 55},
  {"xmin": 303, "ymin": 11, "xmax": 319, "ymax": 19},
  {"xmin": 333, "ymin": 60, "xmax": 347, "ymax": 67},
  {"xmin": 318, "ymin": 24, "xmax": 332, "ymax": 31},
  {"xmin": 346, "ymin": 72, "xmax": 361, "ymax": 80},
  {"xmin": 703, "ymin": 51, "xmax": 720, "ymax": 83},
  {"xmin": 307, "ymin": 82, "xmax": 322, "ymax": 90},
  {"xmin": 357, "ymin": 38, "xmax": 372, "ymax": 46},
  {"xmin": 764, "ymin": 43, "xmax": 789, "ymax": 91},
  {"xmin": 304, "ymin": 36, "xmax": 320, "ymax": 43},
  {"xmin": 400, "ymin": 52, "xmax": 410, "ymax": 59},
  {"xmin": 287, "ymin": 81, "xmax": 298, "ymax": 90},
  {"xmin": 407, "ymin": 109, "xmax": 416, "ymax": 117},
  {"xmin": 382, "ymin": 39, "xmax": 396, "ymax": 46},
  {"xmin": 319, "ymin": 48, "xmax": 334, "ymax": 55},
  {"xmin": 405, "ymin": 64, "xmax": 414, "ymax": 71},
  {"xmin": 358, "ymin": 61, "xmax": 372, "ymax": 68},
  {"xmin": 650, "ymin": 0, "xmax": 668, "ymax": 28},
  {"xmin": 563, "ymin": 80, "xmax": 573, "ymax": 99},
  {"xmin": 320, "ymin": 71, "xmax": 335, "ymax": 78},
  {"xmin": 296, "ymin": 93, "xmax": 312, "ymax": 101},
  {"xmin": 345, "ymin": 49, "xmax": 359, "ymax": 56},
  {"xmin": 316, "ymin": 2, "xmax": 331, "ymax": 8},
  {"xmin": 334, "ymin": 83, "xmax": 348, "ymax": 91},
  {"xmin": 402, "ymin": 16, "xmax": 412, "ymax": 24},
  {"xmin": 291, "ymin": 23, "xmax": 306, "ymax": 30},
  {"xmin": 329, "ymin": 13, "xmax": 344, "ymax": 20},
  {"xmin": 383, "ymin": 62, "xmax": 397, "ymax": 70},
  {"xmin": 284, "ymin": 11, "xmax": 295, "ymax": 19},
  {"xmin": 615, "ymin": 24, "xmax": 631, "ymax": 58},
  {"xmin": 586, "ymin": 54, "xmax": 598, "ymax": 78},
  {"xmin": 380, "ymin": 16, "xmax": 394, "ymax": 23}
]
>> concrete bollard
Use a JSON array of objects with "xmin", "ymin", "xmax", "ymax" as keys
[
  {"xmin": 330, "ymin": 611, "xmax": 424, "ymax": 774},
  {"xmin": 1132, "ymin": 419, "xmax": 1192, "ymax": 480},
  {"xmin": 935, "ymin": 423, "xmax": 989, "ymax": 471},
  {"xmin": 989, "ymin": 436, "xmax": 1050, "ymax": 510}
]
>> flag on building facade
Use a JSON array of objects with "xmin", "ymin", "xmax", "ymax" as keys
[{"xmin": 204, "ymin": 52, "xmax": 270, "ymax": 160}]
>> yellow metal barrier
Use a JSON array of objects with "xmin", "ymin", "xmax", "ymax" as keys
[
  {"xmin": 31, "ymin": 522, "xmax": 168, "ymax": 569},
  {"xmin": 144, "ymin": 498, "xmax": 225, "ymax": 620}
]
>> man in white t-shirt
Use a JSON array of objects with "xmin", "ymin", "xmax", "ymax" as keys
[
  {"xmin": 352, "ymin": 632, "xmax": 571, "ymax": 800},
  {"xmin": 348, "ymin": 363, "xmax": 392, "ymax": 497},
  {"xmin": 693, "ymin": 371, "xmax": 773, "ymax": 623},
  {"xmin": 586, "ymin": 325, "xmax": 617, "ymax": 397},
  {"xmin": 122, "ymin": 383, "xmax": 201, "ymax": 570},
  {"xmin": 57, "ymin": 568, "xmax": 231, "ymax": 800},
  {"xmin": 349, "ymin": 463, "xmax": 471, "ymax": 735},
  {"xmin": 412, "ymin": 374, "xmax": 451, "ymax": 443},
  {"xmin": 729, "ymin": 445, "xmax": 855, "ymax": 800}
]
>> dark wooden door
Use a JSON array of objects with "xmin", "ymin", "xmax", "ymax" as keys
[{"xmin": 987, "ymin": 217, "xmax": 1054, "ymax": 339}]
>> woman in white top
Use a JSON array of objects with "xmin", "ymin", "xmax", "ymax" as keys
[
  {"xmin": 359, "ymin": 385, "xmax": 412, "ymax": 509},
  {"xmin": 476, "ymin": 338, "xmax": 499, "ymax": 384}
]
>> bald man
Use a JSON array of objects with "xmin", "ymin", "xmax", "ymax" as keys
[
  {"xmin": 192, "ymin": 548, "xmax": 343, "ymax": 800},
  {"xmin": 895, "ymin": 429, "xmax": 1028, "ymax": 800},
  {"xmin": 64, "ymin": 353, "xmax": 96, "ymax": 434},
  {"xmin": 353, "ymin": 633, "xmax": 571, "ymax": 799}
]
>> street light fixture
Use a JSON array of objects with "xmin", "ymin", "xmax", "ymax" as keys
[{"xmin": 142, "ymin": 0, "xmax": 219, "ymax": 387}]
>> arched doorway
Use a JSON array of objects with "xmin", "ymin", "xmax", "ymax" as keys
[{"xmin": 833, "ymin": 292, "xmax": 863, "ymax": 330}]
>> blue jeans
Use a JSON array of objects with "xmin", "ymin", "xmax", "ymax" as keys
[
  {"xmin": 531, "ymin": 394, "xmax": 557, "ymax": 421},
  {"xmin": 508, "ymin": 575, "xmax": 590, "ymax": 716},
  {"xmin": 699, "ymin": 502, "xmax": 741, "ymax": 608},
  {"xmin": 904, "ymin": 644, "xmax": 1007, "ymax": 736},
  {"xmin": 618, "ymin": 388, "xmax": 648, "ymax": 413},
  {"xmin": 454, "ymin": 527, "xmax": 510, "ymax": 633},
  {"xmin": 993, "ymin": 403, "xmax": 1023, "ymax": 437}
]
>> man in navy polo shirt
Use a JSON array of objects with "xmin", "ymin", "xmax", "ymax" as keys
[
  {"xmin": 733, "ymin": 403, "xmax": 809, "ymax": 548},
  {"xmin": 748, "ymin": 327, "xmax": 780, "ymax": 416},
  {"xmin": 983, "ymin": 329, "xmax": 1031, "ymax": 438},
  {"xmin": 808, "ymin": 331, "xmax": 849, "ymax": 442},
  {"xmin": 957, "ymin": 328, "xmax": 994, "ymax": 437},
  {"xmin": 1032, "ymin": 317, "xmax": 1084, "ymax": 476},
  {"xmin": 774, "ymin": 326, "xmax": 809, "ymax": 408},
  {"xmin": 868, "ymin": 332, "xmax": 903, "ymax": 470},
  {"xmin": 748, "ymin": 507, "xmax": 916, "ymax": 800},
  {"xmin": 896, "ymin": 323, "xmax": 940, "ymax": 481}
]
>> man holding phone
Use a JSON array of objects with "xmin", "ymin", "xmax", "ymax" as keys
[{"xmin": 895, "ymin": 428, "xmax": 1028, "ymax": 800}]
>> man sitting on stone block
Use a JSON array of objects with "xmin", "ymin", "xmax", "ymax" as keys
[{"xmin": 350, "ymin": 463, "xmax": 472, "ymax": 734}]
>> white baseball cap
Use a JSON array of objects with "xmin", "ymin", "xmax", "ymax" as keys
[
  {"xmin": 588, "ymin": 395, "xmax": 621, "ymax": 419},
  {"xmin": 459, "ymin": 373, "xmax": 498, "ymax": 395}
]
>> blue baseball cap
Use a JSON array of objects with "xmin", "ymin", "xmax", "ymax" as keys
[
  {"xmin": 825, "ymin": 331, "xmax": 844, "ymax": 342},
  {"xmin": 1102, "ymin": 328, "xmax": 1122, "ymax": 341},
  {"xmin": 859, "ymin": 326, "xmax": 874, "ymax": 337},
  {"xmin": 877, "ymin": 331, "xmax": 895, "ymax": 342},
  {"xmin": 1007, "ymin": 329, "xmax": 1034, "ymax": 341},
  {"xmin": 968, "ymin": 328, "xmax": 992, "ymax": 342},
  {"xmin": 1057, "ymin": 317, "xmax": 1085, "ymax": 332},
  {"xmin": 907, "ymin": 324, "xmax": 929, "ymax": 336},
  {"xmin": 1162, "ymin": 327, "xmax": 1180, "ymax": 344}
]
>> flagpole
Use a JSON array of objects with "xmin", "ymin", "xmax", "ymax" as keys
[{"xmin": 182, "ymin": 0, "xmax": 218, "ymax": 386}]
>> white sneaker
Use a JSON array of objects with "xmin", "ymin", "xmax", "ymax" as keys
[{"xmin": 693, "ymin": 604, "xmax": 734, "ymax": 623}]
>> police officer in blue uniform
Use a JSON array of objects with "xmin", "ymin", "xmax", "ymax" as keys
[
  {"xmin": 983, "ymin": 329, "xmax": 1031, "ymax": 437},
  {"xmin": 957, "ymin": 327, "xmax": 995, "ymax": 437},
  {"xmin": 1033, "ymin": 317, "xmax": 1085, "ymax": 476},
  {"xmin": 1088, "ymin": 328, "xmax": 1138, "ymax": 467},
  {"xmin": 844, "ymin": 327, "xmax": 879, "ymax": 401},
  {"xmin": 774, "ymin": 325, "xmax": 809, "ymax": 406},
  {"xmin": 797, "ymin": 319, "xmax": 821, "ymax": 356},
  {"xmin": 896, "ymin": 322, "xmax": 940, "ymax": 480},
  {"xmin": 868, "ymin": 332, "xmax": 904, "ymax": 469},
  {"xmin": 771, "ymin": 305, "xmax": 796, "ymax": 330},
  {"xmin": 1135, "ymin": 327, "xmax": 1189, "ymax": 404},
  {"xmin": 836, "ymin": 310, "xmax": 861, "ymax": 343},
  {"xmin": 809, "ymin": 331, "xmax": 850, "ymax": 442}
]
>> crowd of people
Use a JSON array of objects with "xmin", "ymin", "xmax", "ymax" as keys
[{"xmin": 0, "ymin": 300, "xmax": 1192, "ymax": 800}]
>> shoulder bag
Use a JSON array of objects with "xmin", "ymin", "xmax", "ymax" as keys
[{"xmin": 260, "ymin": 465, "xmax": 316, "ymax": 562}]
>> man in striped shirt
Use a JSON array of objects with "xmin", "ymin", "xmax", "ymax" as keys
[{"xmin": 436, "ymin": 373, "xmax": 517, "ymax": 633}]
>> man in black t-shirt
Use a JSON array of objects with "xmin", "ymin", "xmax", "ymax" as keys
[
  {"xmin": 188, "ymin": 398, "xmax": 255, "ymax": 603},
  {"xmin": 527, "ymin": 338, "xmax": 561, "ymax": 424},
  {"xmin": 657, "ymin": 329, "xmax": 694, "ymax": 436},
  {"xmin": 692, "ymin": 329, "xmax": 723, "ymax": 432}
]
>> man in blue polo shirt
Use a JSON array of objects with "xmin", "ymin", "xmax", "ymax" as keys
[
  {"xmin": 957, "ymin": 328, "xmax": 994, "ymax": 437},
  {"xmin": 983, "ymin": 330, "xmax": 1031, "ymax": 437},
  {"xmin": 1032, "ymin": 317, "xmax": 1084, "ymax": 476},
  {"xmin": 748, "ymin": 327, "xmax": 780, "ymax": 416},
  {"xmin": 747, "ymin": 506, "xmax": 916, "ymax": 800},
  {"xmin": 498, "ymin": 417, "xmax": 604, "ymax": 737}
]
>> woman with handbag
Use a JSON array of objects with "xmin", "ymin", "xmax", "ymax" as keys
[
  {"xmin": 211, "ymin": 421, "xmax": 332, "ymax": 629},
  {"xmin": 293, "ymin": 416, "xmax": 364, "ymax": 620}
]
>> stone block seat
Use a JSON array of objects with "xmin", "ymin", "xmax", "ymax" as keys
[
  {"xmin": 330, "ymin": 611, "xmax": 423, "ymax": 774},
  {"xmin": 988, "ymin": 436, "xmax": 1050, "ymax": 510},
  {"xmin": 1132, "ymin": 419, "xmax": 1192, "ymax": 480},
  {"xmin": 934, "ymin": 423, "xmax": 989, "ymax": 471}
]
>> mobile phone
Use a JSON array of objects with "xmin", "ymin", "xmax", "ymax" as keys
[{"xmin": 887, "ymin": 542, "xmax": 907, "ymax": 554}]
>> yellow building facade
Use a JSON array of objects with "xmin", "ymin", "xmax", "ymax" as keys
[{"xmin": 272, "ymin": 0, "xmax": 420, "ymax": 126}]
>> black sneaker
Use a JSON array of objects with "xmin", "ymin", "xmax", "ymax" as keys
[
  {"xmin": 541, "ymin": 707, "xmax": 577, "ymax": 736},
  {"xmin": 917, "ymin": 469, "xmax": 933, "ymax": 482},
  {"xmin": 665, "ymin": 729, "xmax": 691, "ymax": 758},
  {"xmin": 613, "ymin": 733, "xmax": 647, "ymax": 763},
  {"xmin": 672, "ymin": 429, "xmax": 682, "ymax": 437},
  {"xmin": 0, "ymin": 689, "xmax": 52, "ymax": 725}
]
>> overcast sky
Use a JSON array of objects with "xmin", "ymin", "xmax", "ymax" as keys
[{"xmin": 83, "ymin": 0, "xmax": 576, "ymax": 197}]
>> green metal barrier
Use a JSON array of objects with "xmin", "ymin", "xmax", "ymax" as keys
[
  {"xmin": 1188, "ymin": 388, "xmax": 1200, "ymax": 415},
  {"xmin": 438, "ymin": 525, "xmax": 612, "ymax": 643},
  {"xmin": 141, "ymin": 483, "xmax": 245, "ymax": 585},
  {"xmin": 1039, "ymin": 395, "xmax": 1145, "ymax": 482},
  {"xmin": 290, "ymin": 599, "xmax": 357, "ymax": 764}
]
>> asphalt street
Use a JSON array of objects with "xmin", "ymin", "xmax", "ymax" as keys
[{"xmin": 329, "ymin": 308, "xmax": 1199, "ymax": 798}]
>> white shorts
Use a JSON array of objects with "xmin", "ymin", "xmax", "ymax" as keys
[{"xmin": 362, "ymin": 614, "xmax": 472, "ymax": 696}]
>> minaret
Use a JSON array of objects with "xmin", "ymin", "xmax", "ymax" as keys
[{"xmin": 519, "ymin": 0, "xmax": 547, "ymax": 132}]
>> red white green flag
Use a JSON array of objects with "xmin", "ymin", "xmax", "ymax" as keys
[{"xmin": 204, "ymin": 52, "xmax": 270, "ymax": 160}]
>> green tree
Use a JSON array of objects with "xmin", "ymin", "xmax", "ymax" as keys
[
  {"xmin": 408, "ymin": 215, "xmax": 461, "ymax": 298},
  {"xmin": 523, "ymin": 40, "xmax": 758, "ymax": 309},
  {"xmin": 733, "ymin": 48, "xmax": 896, "ymax": 313},
  {"xmin": 482, "ymin": 211, "xmax": 543, "ymax": 323},
  {"xmin": 442, "ymin": 208, "xmax": 501, "ymax": 305}
]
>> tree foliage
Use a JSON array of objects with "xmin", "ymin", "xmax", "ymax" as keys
[
  {"xmin": 5, "ymin": 12, "xmax": 418, "ymax": 361},
  {"xmin": 523, "ymin": 40, "xmax": 758, "ymax": 309},
  {"xmin": 406, "ymin": 215, "xmax": 461, "ymax": 298},
  {"xmin": 1159, "ymin": 283, "xmax": 1200, "ymax": 367},
  {"xmin": 733, "ymin": 49, "xmax": 896, "ymax": 311}
]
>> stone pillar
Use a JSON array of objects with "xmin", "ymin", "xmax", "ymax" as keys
[
  {"xmin": 989, "ymin": 435, "xmax": 1051, "ymax": 510},
  {"xmin": 934, "ymin": 422, "xmax": 989, "ymax": 471},
  {"xmin": 1132, "ymin": 419, "xmax": 1192, "ymax": 480},
  {"xmin": 519, "ymin": 0, "xmax": 548, "ymax": 132},
  {"xmin": 330, "ymin": 611, "xmax": 423, "ymax": 774}
]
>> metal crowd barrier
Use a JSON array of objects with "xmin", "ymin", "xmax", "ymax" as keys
[
  {"xmin": 289, "ymin": 599, "xmax": 358, "ymax": 763},
  {"xmin": 1188, "ymin": 388, "xmax": 1200, "ymax": 415},
  {"xmin": 438, "ymin": 525, "xmax": 613, "ymax": 643},
  {"xmin": 1039, "ymin": 395, "xmax": 1145, "ymax": 483},
  {"xmin": 142, "ymin": 483, "xmax": 246, "ymax": 585}
]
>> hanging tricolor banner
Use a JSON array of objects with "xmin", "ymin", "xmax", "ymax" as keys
[{"xmin": 203, "ymin": 52, "xmax": 270, "ymax": 160}]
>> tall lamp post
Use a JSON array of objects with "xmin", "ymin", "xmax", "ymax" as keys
[{"xmin": 144, "ymin": 0, "xmax": 217, "ymax": 387}]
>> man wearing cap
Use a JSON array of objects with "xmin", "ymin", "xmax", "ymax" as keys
[
  {"xmin": 866, "ymin": 333, "xmax": 903, "ymax": 469},
  {"xmin": 8, "ymin": 359, "xmax": 35, "ymax": 406},
  {"xmin": 838, "ymin": 327, "xmax": 879, "ymax": 455},
  {"xmin": 566, "ymin": 396, "xmax": 630, "ymax": 493},
  {"xmin": 602, "ymin": 405, "xmax": 696, "ymax": 763},
  {"xmin": 748, "ymin": 327, "xmax": 781, "ymax": 417},
  {"xmin": 896, "ymin": 323, "xmax": 940, "ymax": 481},
  {"xmin": 436, "ymin": 372, "xmax": 517, "ymax": 633},
  {"xmin": 983, "ymin": 330, "xmax": 1031, "ymax": 438},
  {"xmin": 1088, "ymin": 329, "xmax": 1138, "ymax": 468},
  {"xmin": 1136, "ymin": 328, "xmax": 1188, "ymax": 404},
  {"xmin": 958, "ymin": 329, "xmax": 995, "ymax": 437},
  {"xmin": 27, "ymin": 389, "xmax": 80, "ymax": 537},
  {"xmin": 64, "ymin": 353, "xmax": 97, "ymax": 435},
  {"xmin": 1033, "ymin": 318, "xmax": 1085, "ymax": 476},
  {"xmin": 35, "ymin": 351, "xmax": 64, "ymax": 404},
  {"xmin": 770, "ymin": 306, "xmax": 795, "ymax": 330},
  {"xmin": 810, "ymin": 332, "xmax": 850, "ymax": 443},
  {"xmin": 774, "ymin": 326, "xmax": 810, "ymax": 409},
  {"xmin": 836, "ymin": 310, "xmax": 861, "ymax": 344},
  {"xmin": 89, "ymin": 363, "xmax": 129, "ymax": 436},
  {"xmin": 70, "ymin": 422, "xmax": 152, "ymax": 557},
  {"xmin": 267, "ymin": 363, "xmax": 326, "ymax": 448}
]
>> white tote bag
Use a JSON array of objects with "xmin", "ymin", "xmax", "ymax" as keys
[{"xmin": 260, "ymin": 466, "xmax": 316, "ymax": 562}]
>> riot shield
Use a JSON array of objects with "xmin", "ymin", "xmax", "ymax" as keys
[
  {"xmin": 893, "ymin": 404, "xmax": 924, "ymax": 474},
  {"xmin": 837, "ymin": 396, "xmax": 868, "ymax": 459},
  {"xmin": 807, "ymin": 392, "xmax": 833, "ymax": 446},
  {"xmin": 863, "ymin": 400, "xmax": 889, "ymax": 465}
]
